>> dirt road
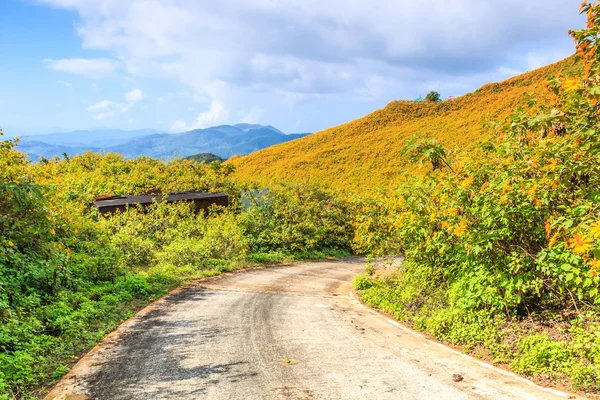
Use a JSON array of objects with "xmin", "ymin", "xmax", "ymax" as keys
[{"xmin": 46, "ymin": 259, "xmax": 579, "ymax": 399}]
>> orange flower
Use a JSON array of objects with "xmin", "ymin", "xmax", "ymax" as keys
[
  {"xmin": 569, "ymin": 234, "xmax": 593, "ymax": 254},
  {"xmin": 479, "ymin": 182, "xmax": 489, "ymax": 193},
  {"xmin": 530, "ymin": 157, "xmax": 538, "ymax": 169}
]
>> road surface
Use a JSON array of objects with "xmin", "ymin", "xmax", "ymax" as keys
[{"xmin": 46, "ymin": 259, "xmax": 578, "ymax": 400}]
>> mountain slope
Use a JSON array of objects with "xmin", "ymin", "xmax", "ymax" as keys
[
  {"xmin": 15, "ymin": 124, "xmax": 309, "ymax": 160},
  {"xmin": 232, "ymin": 57, "xmax": 580, "ymax": 193},
  {"xmin": 108, "ymin": 125, "xmax": 308, "ymax": 159}
]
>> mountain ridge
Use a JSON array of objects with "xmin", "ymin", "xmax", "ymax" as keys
[{"xmin": 14, "ymin": 124, "xmax": 310, "ymax": 161}]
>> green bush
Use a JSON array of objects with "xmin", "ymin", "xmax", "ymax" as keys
[{"xmin": 352, "ymin": 3, "xmax": 600, "ymax": 392}]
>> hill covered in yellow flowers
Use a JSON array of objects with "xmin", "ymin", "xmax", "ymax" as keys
[{"xmin": 232, "ymin": 57, "xmax": 580, "ymax": 193}]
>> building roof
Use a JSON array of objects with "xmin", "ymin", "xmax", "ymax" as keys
[{"xmin": 93, "ymin": 191, "xmax": 228, "ymax": 208}]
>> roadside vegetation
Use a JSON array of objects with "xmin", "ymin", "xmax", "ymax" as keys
[
  {"xmin": 3, "ymin": 2, "xmax": 600, "ymax": 399},
  {"xmin": 232, "ymin": 56, "xmax": 580, "ymax": 193},
  {"xmin": 351, "ymin": 2, "xmax": 600, "ymax": 393},
  {"xmin": 0, "ymin": 145, "xmax": 352, "ymax": 399}
]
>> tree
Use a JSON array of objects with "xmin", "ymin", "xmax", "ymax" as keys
[
  {"xmin": 402, "ymin": 135, "xmax": 452, "ymax": 171},
  {"xmin": 425, "ymin": 91, "xmax": 441, "ymax": 102}
]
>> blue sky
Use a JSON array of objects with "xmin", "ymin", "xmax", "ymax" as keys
[{"xmin": 0, "ymin": 0, "xmax": 584, "ymax": 136}]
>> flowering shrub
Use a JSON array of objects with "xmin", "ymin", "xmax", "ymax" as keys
[
  {"xmin": 0, "ymin": 144, "xmax": 352, "ymax": 398},
  {"xmin": 353, "ymin": 2, "xmax": 600, "ymax": 391},
  {"xmin": 233, "ymin": 57, "xmax": 579, "ymax": 193}
]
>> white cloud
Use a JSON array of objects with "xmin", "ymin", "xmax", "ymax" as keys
[
  {"xmin": 94, "ymin": 111, "xmax": 115, "ymax": 121},
  {"xmin": 239, "ymin": 107, "xmax": 264, "ymax": 124},
  {"xmin": 86, "ymin": 89, "xmax": 145, "ymax": 120},
  {"xmin": 38, "ymin": 0, "xmax": 583, "ymax": 129},
  {"xmin": 169, "ymin": 120, "xmax": 189, "ymax": 133},
  {"xmin": 125, "ymin": 89, "xmax": 144, "ymax": 103},
  {"xmin": 87, "ymin": 100, "xmax": 113, "ymax": 111},
  {"xmin": 44, "ymin": 58, "xmax": 118, "ymax": 78},
  {"xmin": 170, "ymin": 101, "xmax": 229, "ymax": 132}
]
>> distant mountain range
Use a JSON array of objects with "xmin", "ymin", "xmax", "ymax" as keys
[{"xmin": 13, "ymin": 124, "xmax": 309, "ymax": 161}]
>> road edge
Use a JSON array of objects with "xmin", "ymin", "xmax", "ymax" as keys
[{"xmin": 348, "ymin": 289, "xmax": 584, "ymax": 400}]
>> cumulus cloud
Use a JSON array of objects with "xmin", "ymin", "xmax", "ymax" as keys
[
  {"xmin": 44, "ymin": 58, "xmax": 118, "ymax": 78},
  {"xmin": 125, "ymin": 89, "xmax": 144, "ymax": 103},
  {"xmin": 87, "ymin": 89, "xmax": 145, "ymax": 120},
  {"xmin": 87, "ymin": 100, "xmax": 113, "ymax": 112},
  {"xmin": 38, "ymin": 0, "xmax": 583, "ymax": 128},
  {"xmin": 239, "ymin": 107, "xmax": 264, "ymax": 124},
  {"xmin": 170, "ymin": 101, "xmax": 229, "ymax": 132}
]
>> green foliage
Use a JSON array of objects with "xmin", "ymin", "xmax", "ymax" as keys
[
  {"xmin": 425, "ymin": 91, "xmax": 441, "ymax": 102},
  {"xmin": 240, "ymin": 183, "xmax": 355, "ymax": 253},
  {"xmin": 352, "ymin": 273, "xmax": 374, "ymax": 290},
  {"xmin": 0, "ymin": 142, "xmax": 354, "ymax": 398},
  {"xmin": 402, "ymin": 136, "xmax": 452, "ymax": 171},
  {"xmin": 351, "ymin": 2, "xmax": 600, "ymax": 392},
  {"xmin": 184, "ymin": 152, "xmax": 225, "ymax": 164}
]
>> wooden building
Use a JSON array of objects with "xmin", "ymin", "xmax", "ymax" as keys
[{"xmin": 93, "ymin": 191, "xmax": 229, "ymax": 215}]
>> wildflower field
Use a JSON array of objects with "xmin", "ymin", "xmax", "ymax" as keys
[
  {"xmin": 0, "ymin": 146, "xmax": 353, "ymax": 398},
  {"xmin": 238, "ymin": 2, "xmax": 600, "ymax": 394},
  {"xmin": 4, "ymin": 1, "xmax": 600, "ymax": 398}
]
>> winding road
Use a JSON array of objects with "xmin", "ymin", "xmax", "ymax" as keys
[{"xmin": 46, "ymin": 259, "xmax": 579, "ymax": 400}]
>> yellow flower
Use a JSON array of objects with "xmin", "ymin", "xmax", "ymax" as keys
[
  {"xmin": 569, "ymin": 234, "xmax": 593, "ymax": 254},
  {"xmin": 446, "ymin": 208, "xmax": 458, "ymax": 216},
  {"xmin": 460, "ymin": 175, "xmax": 474, "ymax": 189},
  {"xmin": 454, "ymin": 219, "xmax": 468, "ymax": 237},
  {"xmin": 8, "ymin": 241, "xmax": 14, "ymax": 247},
  {"xmin": 563, "ymin": 78, "xmax": 582, "ymax": 92},
  {"xmin": 590, "ymin": 220, "xmax": 600, "ymax": 238},
  {"xmin": 590, "ymin": 259, "xmax": 600, "ymax": 271},
  {"xmin": 548, "ymin": 233, "xmax": 558, "ymax": 249}
]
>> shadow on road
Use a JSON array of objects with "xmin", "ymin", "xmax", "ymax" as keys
[{"xmin": 85, "ymin": 288, "xmax": 258, "ymax": 399}]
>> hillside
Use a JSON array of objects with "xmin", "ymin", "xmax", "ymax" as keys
[
  {"xmin": 108, "ymin": 124, "xmax": 308, "ymax": 159},
  {"xmin": 232, "ymin": 57, "xmax": 580, "ymax": 192},
  {"xmin": 184, "ymin": 152, "xmax": 225, "ymax": 163}
]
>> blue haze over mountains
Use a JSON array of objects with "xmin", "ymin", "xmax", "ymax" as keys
[{"xmin": 13, "ymin": 124, "xmax": 309, "ymax": 161}]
